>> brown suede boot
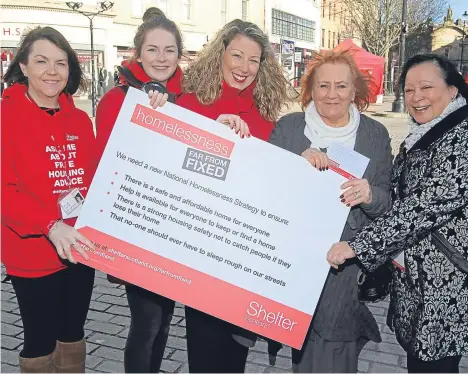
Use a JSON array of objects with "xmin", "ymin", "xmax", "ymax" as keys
[
  {"xmin": 53, "ymin": 338, "xmax": 86, "ymax": 373},
  {"xmin": 19, "ymin": 352, "xmax": 56, "ymax": 373}
]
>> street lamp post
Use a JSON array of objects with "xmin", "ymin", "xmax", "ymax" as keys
[
  {"xmin": 392, "ymin": 0, "xmax": 408, "ymax": 113},
  {"xmin": 460, "ymin": 11, "xmax": 468, "ymax": 74},
  {"xmin": 66, "ymin": 1, "xmax": 114, "ymax": 118}
]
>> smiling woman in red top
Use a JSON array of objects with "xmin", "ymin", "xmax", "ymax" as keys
[
  {"xmin": 2, "ymin": 27, "xmax": 96, "ymax": 373},
  {"xmin": 178, "ymin": 19, "xmax": 289, "ymax": 142},
  {"xmin": 178, "ymin": 19, "xmax": 290, "ymax": 373},
  {"xmin": 95, "ymin": 12, "xmax": 184, "ymax": 374}
]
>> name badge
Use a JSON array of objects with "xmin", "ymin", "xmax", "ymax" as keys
[{"xmin": 58, "ymin": 188, "xmax": 85, "ymax": 219}]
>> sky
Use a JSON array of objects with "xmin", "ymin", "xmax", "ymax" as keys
[{"xmin": 449, "ymin": 0, "xmax": 467, "ymax": 19}]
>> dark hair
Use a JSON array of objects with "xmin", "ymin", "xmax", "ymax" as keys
[
  {"xmin": 4, "ymin": 26, "xmax": 87, "ymax": 95},
  {"xmin": 142, "ymin": 7, "xmax": 165, "ymax": 22},
  {"xmin": 399, "ymin": 54, "xmax": 468, "ymax": 100},
  {"xmin": 133, "ymin": 15, "xmax": 183, "ymax": 59}
]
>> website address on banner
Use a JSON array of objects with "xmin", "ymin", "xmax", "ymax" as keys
[{"xmin": 91, "ymin": 247, "xmax": 192, "ymax": 285}]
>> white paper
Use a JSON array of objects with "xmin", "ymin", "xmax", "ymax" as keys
[{"xmin": 327, "ymin": 142, "xmax": 370, "ymax": 179}]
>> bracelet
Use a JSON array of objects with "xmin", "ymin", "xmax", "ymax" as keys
[{"xmin": 47, "ymin": 219, "xmax": 63, "ymax": 236}]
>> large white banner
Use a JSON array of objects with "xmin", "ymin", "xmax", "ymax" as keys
[{"xmin": 76, "ymin": 88, "xmax": 351, "ymax": 348}]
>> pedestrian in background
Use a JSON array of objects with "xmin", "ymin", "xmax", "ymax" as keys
[
  {"xmin": 113, "ymin": 65, "xmax": 119, "ymax": 85},
  {"xmin": 269, "ymin": 49, "xmax": 393, "ymax": 373},
  {"xmin": 178, "ymin": 19, "xmax": 290, "ymax": 373},
  {"xmin": 2, "ymin": 26, "xmax": 96, "ymax": 373},
  {"xmin": 96, "ymin": 12, "xmax": 183, "ymax": 373},
  {"xmin": 328, "ymin": 54, "xmax": 468, "ymax": 373}
]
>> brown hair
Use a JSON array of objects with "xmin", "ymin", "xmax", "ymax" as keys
[
  {"xmin": 300, "ymin": 50, "xmax": 371, "ymax": 112},
  {"xmin": 4, "ymin": 26, "xmax": 87, "ymax": 95},
  {"xmin": 133, "ymin": 15, "xmax": 183, "ymax": 59},
  {"xmin": 142, "ymin": 7, "xmax": 165, "ymax": 22}
]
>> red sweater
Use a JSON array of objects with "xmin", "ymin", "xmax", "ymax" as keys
[
  {"xmin": 176, "ymin": 81, "xmax": 274, "ymax": 141},
  {"xmin": 1, "ymin": 84, "xmax": 97, "ymax": 277},
  {"xmin": 97, "ymin": 61, "xmax": 183, "ymax": 156}
]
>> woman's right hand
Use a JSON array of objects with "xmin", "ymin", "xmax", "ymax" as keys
[
  {"xmin": 48, "ymin": 221, "xmax": 94, "ymax": 264},
  {"xmin": 148, "ymin": 90, "xmax": 169, "ymax": 109},
  {"xmin": 216, "ymin": 114, "xmax": 251, "ymax": 138},
  {"xmin": 301, "ymin": 148, "xmax": 330, "ymax": 171}
]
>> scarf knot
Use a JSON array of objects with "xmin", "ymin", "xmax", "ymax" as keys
[{"xmin": 304, "ymin": 102, "xmax": 361, "ymax": 150}]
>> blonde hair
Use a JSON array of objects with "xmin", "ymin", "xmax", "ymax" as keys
[{"xmin": 182, "ymin": 19, "xmax": 290, "ymax": 121}]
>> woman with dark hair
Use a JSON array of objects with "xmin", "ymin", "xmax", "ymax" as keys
[
  {"xmin": 328, "ymin": 54, "xmax": 468, "ymax": 373},
  {"xmin": 118, "ymin": 6, "xmax": 183, "ymax": 95},
  {"xmin": 1, "ymin": 26, "xmax": 96, "ymax": 373},
  {"xmin": 269, "ymin": 49, "xmax": 392, "ymax": 373},
  {"xmin": 96, "ymin": 14, "xmax": 183, "ymax": 374}
]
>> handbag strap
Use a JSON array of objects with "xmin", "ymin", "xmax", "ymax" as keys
[{"xmin": 431, "ymin": 230, "xmax": 468, "ymax": 273}]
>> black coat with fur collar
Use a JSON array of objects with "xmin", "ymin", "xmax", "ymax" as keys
[{"xmin": 349, "ymin": 104, "xmax": 468, "ymax": 361}]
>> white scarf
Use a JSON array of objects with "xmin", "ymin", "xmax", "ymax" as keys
[
  {"xmin": 304, "ymin": 101, "xmax": 361, "ymax": 150},
  {"xmin": 404, "ymin": 95, "xmax": 467, "ymax": 150}
]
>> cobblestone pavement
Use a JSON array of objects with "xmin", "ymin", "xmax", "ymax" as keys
[{"xmin": 3, "ymin": 98, "xmax": 468, "ymax": 373}]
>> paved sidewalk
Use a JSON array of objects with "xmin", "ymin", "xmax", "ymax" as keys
[{"xmin": 3, "ymin": 268, "xmax": 467, "ymax": 373}]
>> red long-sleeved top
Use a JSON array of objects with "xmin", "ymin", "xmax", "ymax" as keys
[
  {"xmin": 1, "ymin": 84, "xmax": 97, "ymax": 277},
  {"xmin": 176, "ymin": 81, "xmax": 274, "ymax": 141}
]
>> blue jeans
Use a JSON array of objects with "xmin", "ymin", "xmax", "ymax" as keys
[{"xmin": 124, "ymin": 285, "xmax": 175, "ymax": 373}]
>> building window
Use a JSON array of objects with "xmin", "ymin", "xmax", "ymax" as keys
[
  {"xmin": 328, "ymin": 30, "xmax": 331, "ymax": 48},
  {"xmin": 132, "ymin": 0, "xmax": 144, "ymax": 18},
  {"xmin": 155, "ymin": 0, "xmax": 168, "ymax": 13},
  {"xmin": 332, "ymin": 32, "xmax": 336, "ymax": 47},
  {"xmin": 322, "ymin": 0, "xmax": 326, "ymax": 18},
  {"xmin": 328, "ymin": 2, "xmax": 331, "ymax": 19},
  {"xmin": 183, "ymin": 0, "xmax": 193, "ymax": 21},
  {"xmin": 333, "ymin": 3, "xmax": 336, "ymax": 21},
  {"xmin": 242, "ymin": 0, "xmax": 249, "ymax": 21},
  {"xmin": 221, "ymin": 0, "xmax": 228, "ymax": 23},
  {"xmin": 272, "ymin": 9, "xmax": 316, "ymax": 43},
  {"xmin": 322, "ymin": 28, "xmax": 325, "ymax": 47}
]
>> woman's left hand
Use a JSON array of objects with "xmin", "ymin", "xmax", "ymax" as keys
[
  {"xmin": 327, "ymin": 241, "xmax": 356, "ymax": 269},
  {"xmin": 148, "ymin": 90, "xmax": 169, "ymax": 109},
  {"xmin": 340, "ymin": 178, "xmax": 372, "ymax": 207}
]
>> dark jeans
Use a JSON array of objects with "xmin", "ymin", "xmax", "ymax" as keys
[
  {"xmin": 124, "ymin": 285, "xmax": 175, "ymax": 373},
  {"xmin": 10, "ymin": 263, "xmax": 95, "ymax": 358},
  {"xmin": 407, "ymin": 354, "xmax": 462, "ymax": 373},
  {"xmin": 185, "ymin": 306, "xmax": 249, "ymax": 373}
]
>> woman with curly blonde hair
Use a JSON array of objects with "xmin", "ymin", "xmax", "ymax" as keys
[
  {"xmin": 178, "ymin": 19, "xmax": 290, "ymax": 373},
  {"xmin": 178, "ymin": 19, "xmax": 289, "ymax": 141}
]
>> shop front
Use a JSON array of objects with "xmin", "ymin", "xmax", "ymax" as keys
[{"xmin": 0, "ymin": 7, "xmax": 112, "ymax": 97}]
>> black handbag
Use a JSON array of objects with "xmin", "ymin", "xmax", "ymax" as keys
[{"xmin": 357, "ymin": 261, "xmax": 393, "ymax": 303}]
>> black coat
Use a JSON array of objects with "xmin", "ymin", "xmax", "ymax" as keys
[{"xmin": 350, "ymin": 104, "xmax": 468, "ymax": 360}]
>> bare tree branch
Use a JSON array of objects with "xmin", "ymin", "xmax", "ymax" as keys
[{"xmin": 333, "ymin": 0, "xmax": 447, "ymax": 57}]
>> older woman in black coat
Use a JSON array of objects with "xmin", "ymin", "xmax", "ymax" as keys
[
  {"xmin": 269, "ymin": 50, "xmax": 393, "ymax": 372},
  {"xmin": 328, "ymin": 54, "xmax": 468, "ymax": 373}
]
